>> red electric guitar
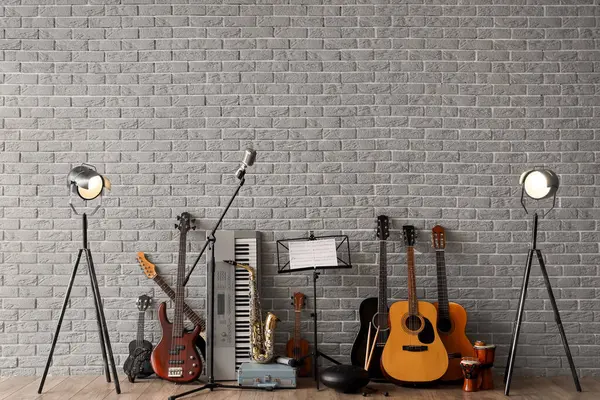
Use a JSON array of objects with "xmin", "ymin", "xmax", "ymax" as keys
[{"xmin": 151, "ymin": 212, "xmax": 202, "ymax": 383}]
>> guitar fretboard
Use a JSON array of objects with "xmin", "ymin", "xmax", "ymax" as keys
[
  {"xmin": 435, "ymin": 249, "xmax": 450, "ymax": 320},
  {"xmin": 153, "ymin": 275, "xmax": 205, "ymax": 330},
  {"xmin": 173, "ymin": 226, "xmax": 187, "ymax": 339},
  {"xmin": 294, "ymin": 310, "xmax": 301, "ymax": 346},
  {"xmin": 407, "ymin": 246, "xmax": 418, "ymax": 316},
  {"xmin": 378, "ymin": 239, "xmax": 387, "ymax": 317},
  {"xmin": 136, "ymin": 310, "xmax": 144, "ymax": 345}
]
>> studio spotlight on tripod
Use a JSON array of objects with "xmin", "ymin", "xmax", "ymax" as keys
[
  {"xmin": 38, "ymin": 164, "xmax": 120, "ymax": 394},
  {"xmin": 503, "ymin": 168, "xmax": 581, "ymax": 396}
]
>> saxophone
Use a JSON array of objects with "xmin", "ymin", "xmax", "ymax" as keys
[{"xmin": 224, "ymin": 260, "xmax": 278, "ymax": 363}]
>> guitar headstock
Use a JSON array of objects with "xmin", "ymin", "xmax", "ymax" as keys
[
  {"xmin": 175, "ymin": 212, "xmax": 196, "ymax": 233},
  {"xmin": 136, "ymin": 294, "xmax": 152, "ymax": 312},
  {"xmin": 292, "ymin": 292, "xmax": 306, "ymax": 312},
  {"xmin": 402, "ymin": 225, "xmax": 416, "ymax": 247},
  {"xmin": 136, "ymin": 252, "xmax": 157, "ymax": 279},
  {"xmin": 376, "ymin": 215, "xmax": 389, "ymax": 240},
  {"xmin": 432, "ymin": 225, "xmax": 446, "ymax": 250}
]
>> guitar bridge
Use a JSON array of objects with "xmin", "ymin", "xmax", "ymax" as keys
[
  {"xmin": 168, "ymin": 367, "xmax": 183, "ymax": 377},
  {"xmin": 402, "ymin": 345, "xmax": 428, "ymax": 352}
]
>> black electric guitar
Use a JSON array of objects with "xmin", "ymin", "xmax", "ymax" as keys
[
  {"xmin": 123, "ymin": 295, "xmax": 154, "ymax": 382},
  {"xmin": 350, "ymin": 215, "xmax": 390, "ymax": 379}
]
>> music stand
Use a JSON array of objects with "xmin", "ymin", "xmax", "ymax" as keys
[{"xmin": 277, "ymin": 232, "xmax": 353, "ymax": 389}]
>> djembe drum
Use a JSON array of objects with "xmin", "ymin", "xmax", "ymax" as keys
[
  {"xmin": 474, "ymin": 341, "xmax": 496, "ymax": 390},
  {"xmin": 460, "ymin": 357, "xmax": 481, "ymax": 392}
]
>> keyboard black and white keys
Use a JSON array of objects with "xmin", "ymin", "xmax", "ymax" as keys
[{"xmin": 208, "ymin": 231, "xmax": 261, "ymax": 381}]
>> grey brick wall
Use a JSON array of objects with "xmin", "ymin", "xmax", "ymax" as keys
[{"xmin": 1, "ymin": 0, "xmax": 599, "ymax": 378}]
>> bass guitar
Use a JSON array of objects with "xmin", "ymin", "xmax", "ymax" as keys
[
  {"xmin": 381, "ymin": 225, "xmax": 448, "ymax": 383},
  {"xmin": 137, "ymin": 252, "xmax": 206, "ymax": 359},
  {"xmin": 432, "ymin": 225, "xmax": 474, "ymax": 381},
  {"xmin": 286, "ymin": 292, "xmax": 311, "ymax": 377},
  {"xmin": 350, "ymin": 215, "xmax": 390, "ymax": 379},
  {"xmin": 123, "ymin": 295, "xmax": 154, "ymax": 382},
  {"xmin": 151, "ymin": 212, "xmax": 202, "ymax": 383}
]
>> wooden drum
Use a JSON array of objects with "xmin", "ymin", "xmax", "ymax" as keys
[
  {"xmin": 473, "ymin": 341, "xmax": 496, "ymax": 390},
  {"xmin": 460, "ymin": 357, "xmax": 481, "ymax": 392}
]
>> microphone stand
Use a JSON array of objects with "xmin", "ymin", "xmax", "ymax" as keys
[{"xmin": 172, "ymin": 175, "xmax": 273, "ymax": 400}]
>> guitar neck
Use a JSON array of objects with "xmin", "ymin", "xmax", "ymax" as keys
[
  {"xmin": 407, "ymin": 246, "xmax": 418, "ymax": 316},
  {"xmin": 378, "ymin": 239, "xmax": 387, "ymax": 315},
  {"xmin": 173, "ymin": 230, "xmax": 187, "ymax": 338},
  {"xmin": 152, "ymin": 275, "xmax": 205, "ymax": 330},
  {"xmin": 435, "ymin": 249, "xmax": 450, "ymax": 319},
  {"xmin": 294, "ymin": 311, "xmax": 301, "ymax": 344},
  {"xmin": 137, "ymin": 311, "xmax": 144, "ymax": 345}
]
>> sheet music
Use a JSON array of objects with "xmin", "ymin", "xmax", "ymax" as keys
[{"xmin": 288, "ymin": 239, "xmax": 338, "ymax": 270}]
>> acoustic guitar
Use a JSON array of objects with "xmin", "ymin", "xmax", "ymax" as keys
[
  {"xmin": 286, "ymin": 292, "xmax": 311, "ymax": 377},
  {"xmin": 151, "ymin": 212, "xmax": 202, "ymax": 383},
  {"xmin": 432, "ymin": 225, "xmax": 475, "ymax": 381},
  {"xmin": 350, "ymin": 215, "xmax": 390, "ymax": 380},
  {"xmin": 137, "ymin": 252, "xmax": 206, "ymax": 359},
  {"xmin": 123, "ymin": 295, "xmax": 154, "ymax": 383},
  {"xmin": 381, "ymin": 225, "xmax": 448, "ymax": 383}
]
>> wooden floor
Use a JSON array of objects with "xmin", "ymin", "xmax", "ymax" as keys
[{"xmin": 0, "ymin": 375, "xmax": 598, "ymax": 400}]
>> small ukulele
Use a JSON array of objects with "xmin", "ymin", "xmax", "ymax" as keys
[
  {"xmin": 381, "ymin": 225, "xmax": 448, "ymax": 383},
  {"xmin": 432, "ymin": 225, "xmax": 475, "ymax": 381},
  {"xmin": 123, "ymin": 295, "xmax": 154, "ymax": 383},
  {"xmin": 286, "ymin": 292, "xmax": 311, "ymax": 377}
]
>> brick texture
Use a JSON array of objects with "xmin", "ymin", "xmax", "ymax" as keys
[{"xmin": 1, "ymin": 0, "xmax": 600, "ymax": 378}]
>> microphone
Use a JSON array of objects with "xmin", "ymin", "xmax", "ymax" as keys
[
  {"xmin": 235, "ymin": 148, "xmax": 256, "ymax": 180},
  {"xmin": 275, "ymin": 356, "xmax": 299, "ymax": 368}
]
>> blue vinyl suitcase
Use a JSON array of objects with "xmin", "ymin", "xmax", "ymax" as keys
[{"xmin": 237, "ymin": 362, "xmax": 297, "ymax": 389}]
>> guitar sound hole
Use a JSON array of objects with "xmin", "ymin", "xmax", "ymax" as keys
[
  {"xmin": 405, "ymin": 315, "xmax": 422, "ymax": 332},
  {"xmin": 438, "ymin": 318, "xmax": 452, "ymax": 333}
]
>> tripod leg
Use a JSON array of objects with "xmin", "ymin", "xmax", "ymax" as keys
[
  {"xmin": 85, "ymin": 250, "xmax": 121, "ymax": 394},
  {"xmin": 535, "ymin": 250, "xmax": 582, "ymax": 392},
  {"xmin": 86, "ymin": 250, "xmax": 111, "ymax": 381},
  {"xmin": 312, "ymin": 272, "xmax": 319, "ymax": 389},
  {"xmin": 38, "ymin": 249, "xmax": 83, "ymax": 394},
  {"xmin": 503, "ymin": 250, "xmax": 533, "ymax": 383},
  {"xmin": 504, "ymin": 249, "xmax": 534, "ymax": 396}
]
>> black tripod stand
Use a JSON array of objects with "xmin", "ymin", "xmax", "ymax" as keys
[
  {"xmin": 38, "ymin": 213, "xmax": 120, "ymax": 394},
  {"xmin": 169, "ymin": 177, "xmax": 273, "ymax": 400},
  {"xmin": 503, "ymin": 212, "xmax": 581, "ymax": 395},
  {"xmin": 309, "ymin": 269, "xmax": 341, "ymax": 389}
]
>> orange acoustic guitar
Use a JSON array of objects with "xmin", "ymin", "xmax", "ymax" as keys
[
  {"xmin": 286, "ymin": 292, "xmax": 311, "ymax": 377},
  {"xmin": 432, "ymin": 225, "xmax": 475, "ymax": 381},
  {"xmin": 381, "ymin": 225, "xmax": 448, "ymax": 383}
]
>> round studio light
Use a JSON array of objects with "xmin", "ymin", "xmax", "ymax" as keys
[
  {"xmin": 519, "ymin": 168, "xmax": 559, "ymax": 200},
  {"xmin": 67, "ymin": 165, "xmax": 111, "ymax": 201}
]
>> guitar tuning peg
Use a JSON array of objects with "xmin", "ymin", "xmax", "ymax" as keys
[
  {"xmin": 192, "ymin": 226, "xmax": 196, "ymax": 230},
  {"xmin": 192, "ymin": 218, "xmax": 196, "ymax": 222}
]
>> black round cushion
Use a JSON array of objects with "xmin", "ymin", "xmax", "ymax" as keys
[{"xmin": 320, "ymin": 364, "xmax": 370, "ymax": 393}]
